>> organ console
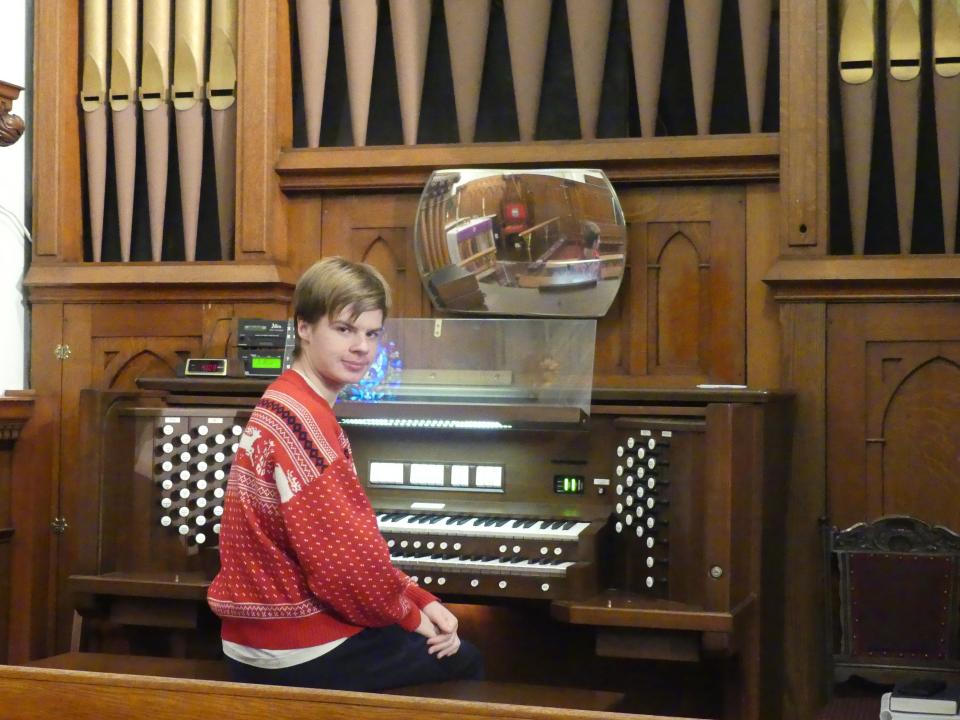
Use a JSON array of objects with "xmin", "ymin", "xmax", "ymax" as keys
[{"xmin": 67, "ymin": 362, "xmax": 791, "ymax": 718}]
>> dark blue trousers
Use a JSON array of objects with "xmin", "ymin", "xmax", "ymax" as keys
[{"xmin": 225, "ymin": 625, "xmax": 484, "ymax": 692}]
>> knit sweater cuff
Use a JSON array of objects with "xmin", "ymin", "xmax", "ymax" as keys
[
  {"xmin": 404, "ymin": 582, "xmax": 439, "ymax": 609},
  {"xmin": 397, "ymin": 603, "xmax": 422, "ymax": 632}
]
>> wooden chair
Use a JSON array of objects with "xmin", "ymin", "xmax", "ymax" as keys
[{"xmin": 818, "ymin": 516, "xmax": 960, "ymax": 718}]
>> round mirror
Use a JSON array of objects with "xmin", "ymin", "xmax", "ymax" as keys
[{"xmin": 414, "ymin": 168, "xmax": 626, "ymax": 317}]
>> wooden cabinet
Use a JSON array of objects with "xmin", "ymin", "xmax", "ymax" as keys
[{"xmin": 827, "ymin": 303, "xmax": 960, "ymax": 529}]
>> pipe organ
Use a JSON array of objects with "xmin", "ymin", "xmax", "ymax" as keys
[
  {"xmin": 71, "ymin": 379, "xmax": 791, "ymax": 718},
  {"xmin": 833, "ymin": 0, "xmax": 960, "ymax": 255},
  {"xmin": 292, "ymin": 0, "xmax": 776, "ymax": 146},
  {"xmin": 80, "ymin": 0, "xmax": 238, "ymax": 262}
]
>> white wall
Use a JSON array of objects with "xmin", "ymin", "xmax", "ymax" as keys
[{"xmin": 0, "ymin": 2, "xmax": 27, "ymax": 391}]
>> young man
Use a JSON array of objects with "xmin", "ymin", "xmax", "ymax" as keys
[{"xmin": 208, "ymin": 257, "xmax": 483, "ymax": 691}]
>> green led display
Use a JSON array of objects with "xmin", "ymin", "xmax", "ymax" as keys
[
  {"xmin": 553, "ymin": 474, "xmax": 584, "ymax": 495},
  {"xmin": 251, "ymin": 356, "xmax": 282, "ymax": 369}
]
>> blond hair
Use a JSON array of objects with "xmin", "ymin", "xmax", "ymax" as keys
[{"xmin": 292, "ymin": 257, "xmax": 391, "ymax": 358}]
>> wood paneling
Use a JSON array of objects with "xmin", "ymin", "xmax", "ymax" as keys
[
  {"xmin": 9, "ymin": 303, "xmax": 62, "ymax": 663},
  {"xmin": 0, "ymin": 393, "xmax": 34, "ymax": 665},
  {"xmin": 778, "ymin": 302, "xmax": 827, "ymax": 720},
  {"xmin": 602, "ymin": 186, "xmax": 746, "ymax": 387},
  {"xmin": 779, "ymin": 0, "xmax": 829, "ymax": 251},
  {"xmin": 746, "ymin": 184, "xmax": 782, "ymax": 388},
  {"xmin": 828, "ymin": 303, "xmax": 960, "ymax": 529},
  {"xmin": 320, "ymin": 195, "xmax": 433, "ymax": 319},
  {"xmin": 276, "ymin": 135, "xmax": 781, "ymax": 192},
  {"xmin": 235, "ymin": 0, "xmax": 290, "ymax": 260},
  {"xmin": 31, "ymin": 0, "xmax": 82, "ymax": 260}
]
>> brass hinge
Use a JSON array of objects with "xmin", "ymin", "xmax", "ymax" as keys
[
  {"xmin": 54, "ymin": 344, "xmax": 71, "ymax": 360},
  {"xmin": 50, "ymin": 517, "xmax": 68, "ymax": 535}
]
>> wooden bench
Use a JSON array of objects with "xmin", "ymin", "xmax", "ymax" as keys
[
  {"xmin": 0, "ymin": 664, "xmax": 671, "ymax": 720},
  {"xmin": 26, "ymin": 652, "xmax": 625, "ymax": 713}
]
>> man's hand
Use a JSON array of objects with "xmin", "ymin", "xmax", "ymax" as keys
[
  {"xmin": 422, "ymin": 601, "xmax": 457, "ymax": 635},
  {"xmin": 413, "ymin": 609, "xmax": 439, "ymax": 640},
  {"xmin": 422, "ymin": 601, "xmax": 461, "ymax": 658}
]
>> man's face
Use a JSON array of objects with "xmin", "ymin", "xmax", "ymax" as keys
[{"xmin": 297, "ymin": 306, "xmax": 384, "ymax": 393}]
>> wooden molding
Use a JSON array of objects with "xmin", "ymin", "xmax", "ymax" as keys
[
  {"xmin": 0, "ymin": 391, "xmax": 34, "ymax": 443},
  {"xmin": 22, "ymin": 263, "xmax": 298, "ymax": 303},
  {"xmin": 0, "ymin": 80, "xmax": 24, "ymax": 147},
  {"xmin": 276, "ymin": 134, "xmax": 781, "ymax": 192},
  {"xmin": 765, "ymin": 256, "xmax": 960, "ymax": 301}
]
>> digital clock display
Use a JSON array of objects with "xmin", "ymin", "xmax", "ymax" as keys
[
  {"xmin": 251, "ymin": 356, "xmax": 282, "ymax": 369},
  {"xmin": 553, "ymin": 475, "xmax": 584, "ymax": 494},
  {"xmin": 184, "ymin": 358, "xmax": 228, "ymax": 376}
]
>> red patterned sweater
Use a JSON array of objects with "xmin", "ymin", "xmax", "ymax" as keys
[{"xmin": 208, "ymin": 370, "xmax": 437, "ymax": 650}]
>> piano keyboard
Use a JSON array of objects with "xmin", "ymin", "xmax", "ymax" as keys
[
  {"xmin": 376, "ymin": 512, "xmax": 600, "ymax": 600},
  {"xmin": 376, "ymin": 513, "xmax": 591, "ymax": 541}
]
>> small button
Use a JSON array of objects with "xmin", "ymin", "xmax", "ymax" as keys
[
  {"xmin": 439, "ymin": 542, "xmax": 448, "ymax": 550},
  {"xmin": 400, "ymin": 540, "xmax": 409, "ymax": 548},
  {"xmin": 540, "ymin": 546, "xmax": 549, "ymax": 555},
  {"xmin": 423, "ymin": 576, "xmax": 432, "ymax": 585},
  {"xmin": 615, "ymin": 521, "xmax": 623, "ymax": 534},
  {"xmin": 413, "ymin": 540, "xmax": 421, "ymax": 548},
  {"xmin": 470, "ymin": 578, "xmax": 479, "ymax": 587},
  {"xmin": 498, "ymin": 580, "xmax": 507, "ymax": 589},
  {"xmin": 499, "ymin": 544, "xmax": 507, "ymax": 553},
  {"xmin": 437, "ymin": 577, "xmax": 446, "ymax": 585},
  {"xmin": 453, "ymin": 542, "xmax": 462, "ymax": 551},
  {"xmin": 387, "ymin": 539, "xmax": 395, "ymax": 547},
  {"xmin": 512, "ymin": 545, "xmax": 521, "ymax": 553},
  {"xmin": 553, "ymin": 547, "xmax": 562, "ymax": 555},
  {"xmin": 541, "ymin": 583, "xmax": 550, "ymax": 592},
  {"xmin": 426, "ymin": 541, "xmax": 435, "ymax": 549}
]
